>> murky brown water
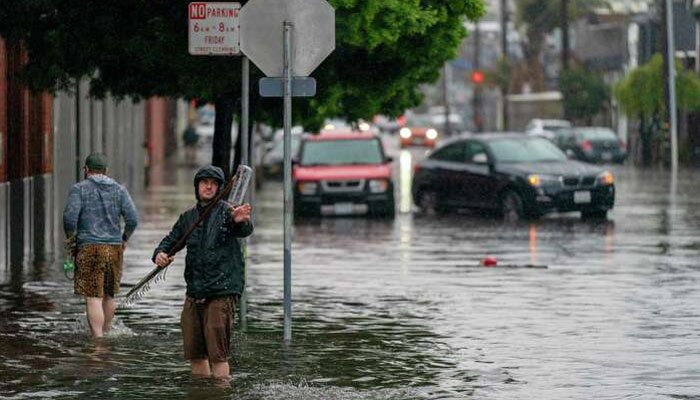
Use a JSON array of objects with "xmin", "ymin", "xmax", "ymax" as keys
[{"xmin": 2, "ymin": 143, "xmax": 700, "ymax": 399}]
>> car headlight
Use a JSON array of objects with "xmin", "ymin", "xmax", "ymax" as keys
[
  {"xmin": 426, "ymin": 129, "xmax": 438, "ymax": 140},
  {"xmin": 527, "ymin": 174, "xmax": 560, "ymax": 187},
  {"xmin": 596, "ymin": 171, "xmax": 614, "ymax": 185},
  {"xmin": 400, "ymin": 128, "xmax": 412, "ymax": 139},
  {"xmin": 358, "ymin": 122, "xmax": 371, "ymax": 131},
  {"xmin": 369, "ymin": 179, "xmax": 389, "ymax": 193},
  {"xmin": 298, "ymin": 181, "xmax": 318, "ymax": 195}
]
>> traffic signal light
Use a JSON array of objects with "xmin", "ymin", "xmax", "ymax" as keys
[{"xmin": 471, "ymin": 70, "xmax": 484, "ymax": 84}]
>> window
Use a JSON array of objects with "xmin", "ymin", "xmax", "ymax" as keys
[
  {"xmin": 300, "ymin": 139, "xmax": 384, "ymax": 166},
  {"xmin": 464, "ymin": 141, "xmax": 488, "ymax": 163},
  {"xmin": 431, "ymin": 143, "xmax": 465, "ymax": 162},
  {"xmin": 489, "ymin": 138, "xmax": 567, "ymax": 163}
]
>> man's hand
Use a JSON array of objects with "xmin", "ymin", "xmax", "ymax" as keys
[
  {"xmin": 122, "ymin": 241, "xmax": 128, "ymax": 251},
  {"xmin": 65, "ymin": 234, "xmax": 78, "ymax": 257},
  {"xmin": 230, "ymin": 203, "xmax": 252, "ymax": 223},
  {"xmin": 155, "ymin": 252, "xmax": 174, "ymax": 268}
]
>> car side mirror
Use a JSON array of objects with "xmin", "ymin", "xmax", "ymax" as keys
[
  {"xmin": 385, "ymin": 156, "xmax": 394, "ymax": 163},
  {"xmin": 291, "ymin": 158, "xmax": 299, "ymax": 166}
]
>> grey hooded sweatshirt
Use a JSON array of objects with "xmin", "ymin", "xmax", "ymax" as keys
[{"xmin": 63, "ymin": 174, "xmax": 139, "ymax": 246}]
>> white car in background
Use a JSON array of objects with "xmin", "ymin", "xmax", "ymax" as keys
[
  {"xmin": 525, "ymin": 119, "xmax": 572, "ymax": 140},
  {"xmin": 195, "ymin": 121, "xmax": 237, "ymax": 144}
]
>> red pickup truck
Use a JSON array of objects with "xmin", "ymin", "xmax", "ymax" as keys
[{"xmin": 293, "ymin": 131, "xmax": 395, "ymax": 218}]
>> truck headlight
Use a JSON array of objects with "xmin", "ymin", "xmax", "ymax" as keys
[
  {"xmin": 298, "ymin": 181, "xmax": 318, "ymax": 195},
  {"xmin": 369, "ymin": 179, "xmax": 389, "ymax": 193},
  {"xmin": 400, "ymin": 128, "xmax": 412, "ymax": 139}
]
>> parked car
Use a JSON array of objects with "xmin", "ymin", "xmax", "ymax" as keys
[
  {"xmin": 293, "ymin": 132, "xmax": 395, "ymax": 218},
  {"xmin": 399, "ymin": 126, "xmax": 439, "ymax": 148},
  {"xmin": 553, "ymin": 127, "xmax": 627, "ymax": 164},
  {"xmin": 412, "ymin": 133, "xmax": 615, "ymax": 220},
  {"xmin": 525, "ymin": 118, "xmax": 572, "ymax": 140},
  {"xmin": 195, "ymin": 121, "xmax": 236, "ymax": 145},
  {"xmin": 262, "ymin": 132, "xmax": 301, "ymax": 177}
]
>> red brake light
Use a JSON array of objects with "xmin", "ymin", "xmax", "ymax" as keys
[
  {"xmin": 413, "ymin": 164, "xmax": 422, "ymax": 174},
  {"xmin": 581, "ymin": 140, "xmax": 592, "ymax": 151}
]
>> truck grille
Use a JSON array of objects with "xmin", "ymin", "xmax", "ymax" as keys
[{"xmin": 321, "ymin": 179, "xmax": 365, "ymax": 193}]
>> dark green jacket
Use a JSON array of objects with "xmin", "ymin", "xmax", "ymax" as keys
[{"xmin": 152, "ymin": 200, "xmax": 253, "ymax": 299}]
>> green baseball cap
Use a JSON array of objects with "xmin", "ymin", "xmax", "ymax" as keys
[{"xmin": 85, "ymin": 153, "xmax": 108, "ymax": 170}]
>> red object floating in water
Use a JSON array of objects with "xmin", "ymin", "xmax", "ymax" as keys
[{"xmin": 481, "ymin": 257, "xmax": 497, "ymax": 267}]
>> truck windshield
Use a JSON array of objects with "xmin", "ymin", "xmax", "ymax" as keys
[{"xmin": 301, "ymin": 139, "xmax": 384, "ymax": 166}]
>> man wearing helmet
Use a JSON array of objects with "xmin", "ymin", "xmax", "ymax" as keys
[{"xmin": 152, "ymin": 165, "xmax": 253, "ymax": 379}]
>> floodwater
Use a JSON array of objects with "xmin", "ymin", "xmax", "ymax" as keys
[{"xmin": 2, "ymin": 143, "xmax": 700, "ymax": 399}]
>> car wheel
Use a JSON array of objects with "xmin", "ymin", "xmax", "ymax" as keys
[
  {"xmin": 581, "ymin": 210, "xmax": 608, "ymax": 220},
  {"xmin": 501, "ymin": 191, "xmax": 524, "ymax": 222},
  {"xmin": 417, "ymin": 190, "xmax": 446, "ymax": 215}
]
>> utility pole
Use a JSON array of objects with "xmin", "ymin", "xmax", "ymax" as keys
[
  {"xmin": 561, "ymin": 0, "xmax": 570, "ymax": 71},
  {"xmin": 472, "ymin": 21, "xmax": 483, "ymax": 132},
  {"xmin": 660, "ymin": 0, "xmax": 678, "ymax": 171},
  {"xmin": 442, "ymin": 63, "xmax": 452, "ymax": 136},
  {"xmin": 500, "ymin": 0, "xmax": 509, "ymax": 130},
  {"xmin": 665, "ymin": 0, "xmax": 679, "ymax": 172}
]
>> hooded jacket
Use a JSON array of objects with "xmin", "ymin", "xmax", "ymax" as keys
[
  {"xmin": 152, "ymin": 166, "xmax": 253, "ymax": 299},
  {"xmin": 63, "ymin": 174, "xmax": 139, "ymax": 246}
]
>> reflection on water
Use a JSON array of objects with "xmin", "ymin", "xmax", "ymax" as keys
[{"xmin": 2, "ymin": 159, "xmax": 700, "ymax": 399}]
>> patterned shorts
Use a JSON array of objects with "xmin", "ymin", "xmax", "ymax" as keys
[{"xmin": 74, "ymin": 244, "xmax": 123, "ymax": 298}]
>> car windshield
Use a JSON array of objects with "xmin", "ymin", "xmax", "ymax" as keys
[
  {"xmin": 301, "ymin": 139, "xmax": 384, "ymax": 166},
  {"xmin": 577, "ymin": 129, "xmax": 617, "ymax": 141},
  {"xmin": 489, "ymin": 138, "xmax": 567, "ymax": 163},
  {"xmin": 543, "ymin": 122, "xmax": 570, "ymax": 131}
]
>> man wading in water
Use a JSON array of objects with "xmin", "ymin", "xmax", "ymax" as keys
[
  {"xmin": 152, "ymin": 166, "xmax": 252, "ymax": 378},
  {"xmin": 63, "ymin": 153, "xmax": 139, "ymax": 338}
]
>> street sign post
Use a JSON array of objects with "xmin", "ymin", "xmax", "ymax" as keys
[
  {"xmin": 188, "ymin": 2, "xmax": 241, "ymax": 55},
  {"xmin": 239, "ymin": 0, "xmax": 335, "ymax": 343}
]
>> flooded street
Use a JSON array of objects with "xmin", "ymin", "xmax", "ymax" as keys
[{"xmin": 2, "ymin": 144, "xmax": 700, "ymax": 399}]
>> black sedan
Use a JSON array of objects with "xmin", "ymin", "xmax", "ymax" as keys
[
  {"xmin": 412, "ymin": 133, "xmax": 615, "ymax": 220},
  {"xmin": 552, "ymin": 127, "xmax": 627, "ymax": 164}
]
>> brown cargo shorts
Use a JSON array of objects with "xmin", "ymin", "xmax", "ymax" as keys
[
  {"xmin": 74, "ymin": 244, "xmax": 123, "ymax": 298},
  {"xmin": 180, "ymin": 296, "xmax": 237, "ymax": 363}
]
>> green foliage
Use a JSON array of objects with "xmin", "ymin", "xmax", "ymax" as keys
[
  {"xmin": 560, "ymin": 67, "xmax": 609, "ymax": 122},
  {"xmin": 614, "ymin": 54, "xmax": 700, "ymax": 118},
  {"xmin": 0, "ymin": 0, "xmax": 486, "ymax": 130}
]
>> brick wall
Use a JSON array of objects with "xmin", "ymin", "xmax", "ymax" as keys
[
  {"xmin": 6, "ymin": 40, "xmax": 31, "ymax": 180},
  {"xmin": 30, "ymin": 93, "xmax": 52, "ymax": 175}
]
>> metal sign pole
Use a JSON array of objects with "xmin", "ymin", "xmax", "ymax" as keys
[
  {"xmin": 665, "ymin": 0, "xmax": 678, "ymax": 174},
  {"xmin": 282, "ymin": 20, "xmax": 293, "ymax": 343},
  {"xmin": 240, "ymin": 55, "xmax": 250, "ymax": 328}
]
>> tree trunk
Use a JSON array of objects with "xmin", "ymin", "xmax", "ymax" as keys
[{"xmin": 212, "ymin": 95, "xmax": 234, "ymax": 178}]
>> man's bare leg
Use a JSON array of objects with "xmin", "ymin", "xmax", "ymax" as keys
[
  {"xmin": 86, "ymin": 297, "xmax": 105, "ymax": 338},
  {"xmin": 191, "ymin": 359, "xmax": 211, "ymax": 377},
  {"xmin": 102, "ymin": 296, "xmax": 116, "ymax": 333},
  {"xmin": 211, "ymin": 361, "xmax": 230, "ymax": 379}
]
